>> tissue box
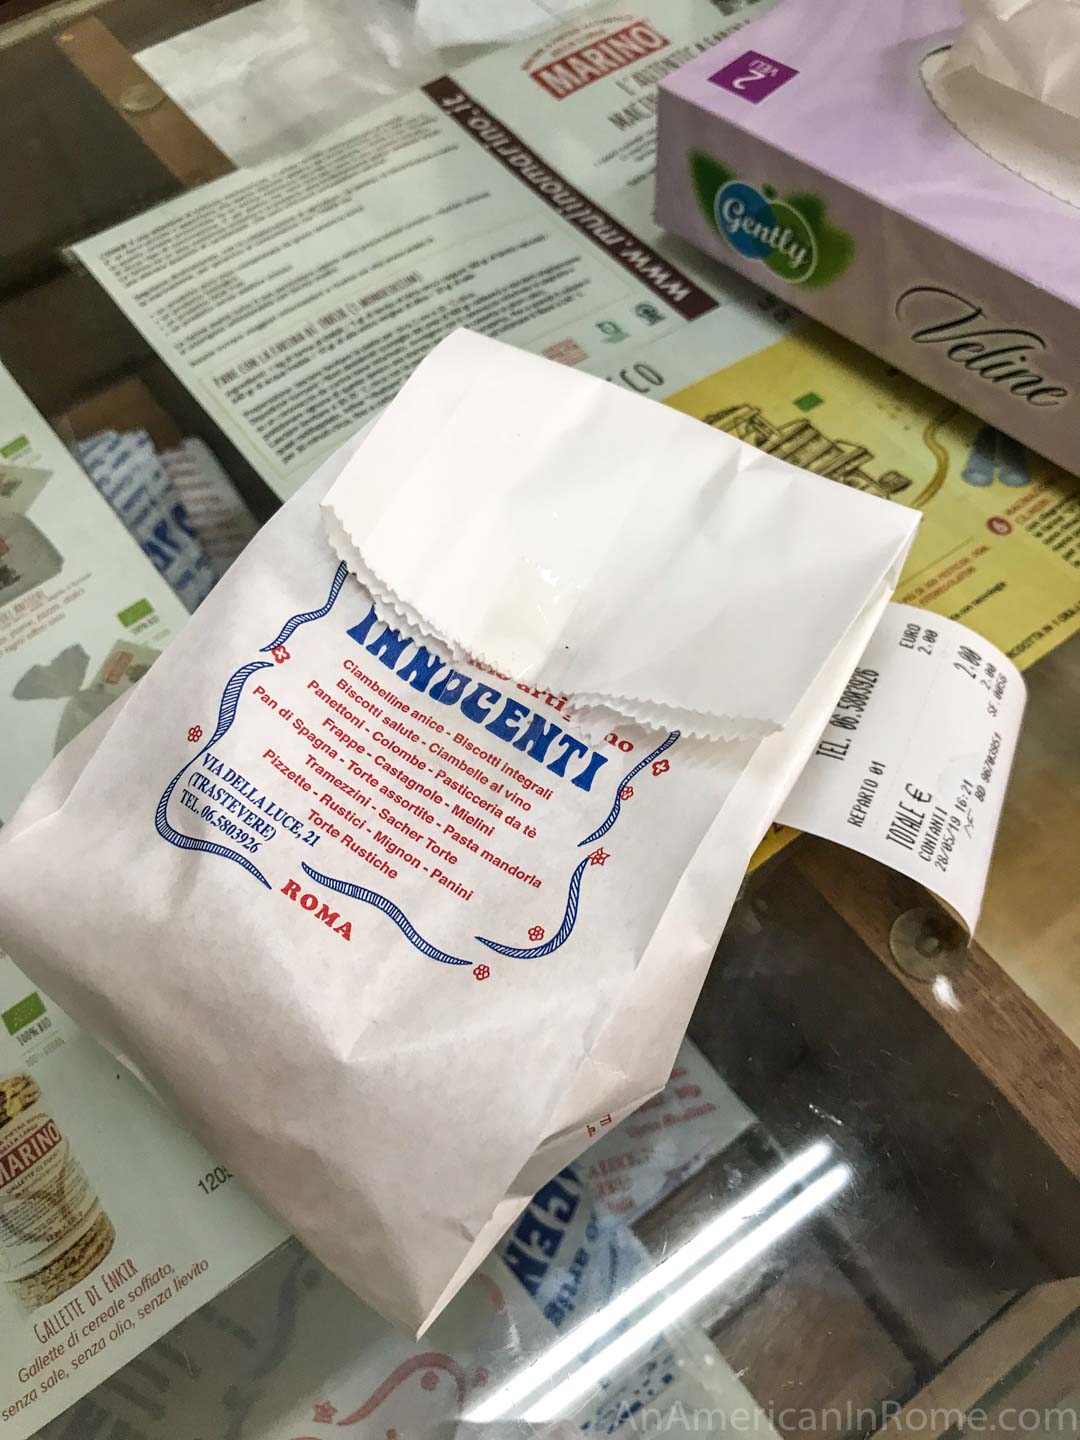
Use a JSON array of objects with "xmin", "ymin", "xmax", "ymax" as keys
[{"xmin": 656, "ymin": 0, "xmax": 1080, "ymax": 478}]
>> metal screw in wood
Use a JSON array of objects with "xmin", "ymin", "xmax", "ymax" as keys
[
  {"xmin": 120, "ymin": 82, "xmax": 165, "ymax": 114},
  {"xmin": 889, "ymin": 906, "xmax": 968, "ymax": 981}
]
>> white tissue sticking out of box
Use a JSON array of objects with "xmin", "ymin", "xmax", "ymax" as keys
[
  {"xmin": 939, "ymin": 0, "xmax": 1080, "ymax": 117},
  {"xmin": 322, "ymin": 330, "xmax": 918, "ymax": 743},
  {"xmin": 927, "ymin": 0, "xmax": 1080, "ymax": 208}
]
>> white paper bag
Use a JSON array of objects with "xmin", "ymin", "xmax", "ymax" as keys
[{"xmin": 0, "ymin": 333, "xmax": 918, "ymax": 1335}]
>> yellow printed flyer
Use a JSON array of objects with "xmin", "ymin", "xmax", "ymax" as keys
[
  {"xmin": 634, "ymin": 317, "xmax": 1080, "ymax": 874},
  {"xmin": 664, "ymin": 324, "xmax": 1080, "ymax": 670}
]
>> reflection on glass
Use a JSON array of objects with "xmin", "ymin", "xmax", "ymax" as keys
[{"xmin": 469, "ymin": 1140, "xmax": 849, "ymax": 1424}]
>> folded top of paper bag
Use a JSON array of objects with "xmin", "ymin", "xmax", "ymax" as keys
[{"xmin": 323, "ymin": 331, "xmax": 918, "ymax": 741}]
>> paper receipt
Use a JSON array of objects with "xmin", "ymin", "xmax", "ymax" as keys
[{"xmin": 778, "ymin": 603, "xmax": 1025, "ymax": 934}]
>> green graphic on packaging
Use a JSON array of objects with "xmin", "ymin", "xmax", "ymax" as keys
[
  {"xmin": 0, "ymin": 434, "xmax": 29, "ymax": 459},
  {"xmin": 690, "ymin": 151, "xmax": 853, "ymax": 289},
  {"xmin": 2, "ymin": 992, "xmax": 45, "ymax": 1036},
  {"xmin": 794, "ymin": 392, "xmax": 823, "ymax": 411},
  {"xmin": 118, "ymin": 597, "xmax": 154, "ymax": 627}
]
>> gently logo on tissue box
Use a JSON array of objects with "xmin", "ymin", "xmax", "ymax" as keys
[{"xmin": 655, "ymin": 0, "xmax": 1080, "ymax": 477}]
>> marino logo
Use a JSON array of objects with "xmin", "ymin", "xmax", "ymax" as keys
[{"xmin": 689, "ymin": 151, "xmax": 853, "ymax": 289}]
